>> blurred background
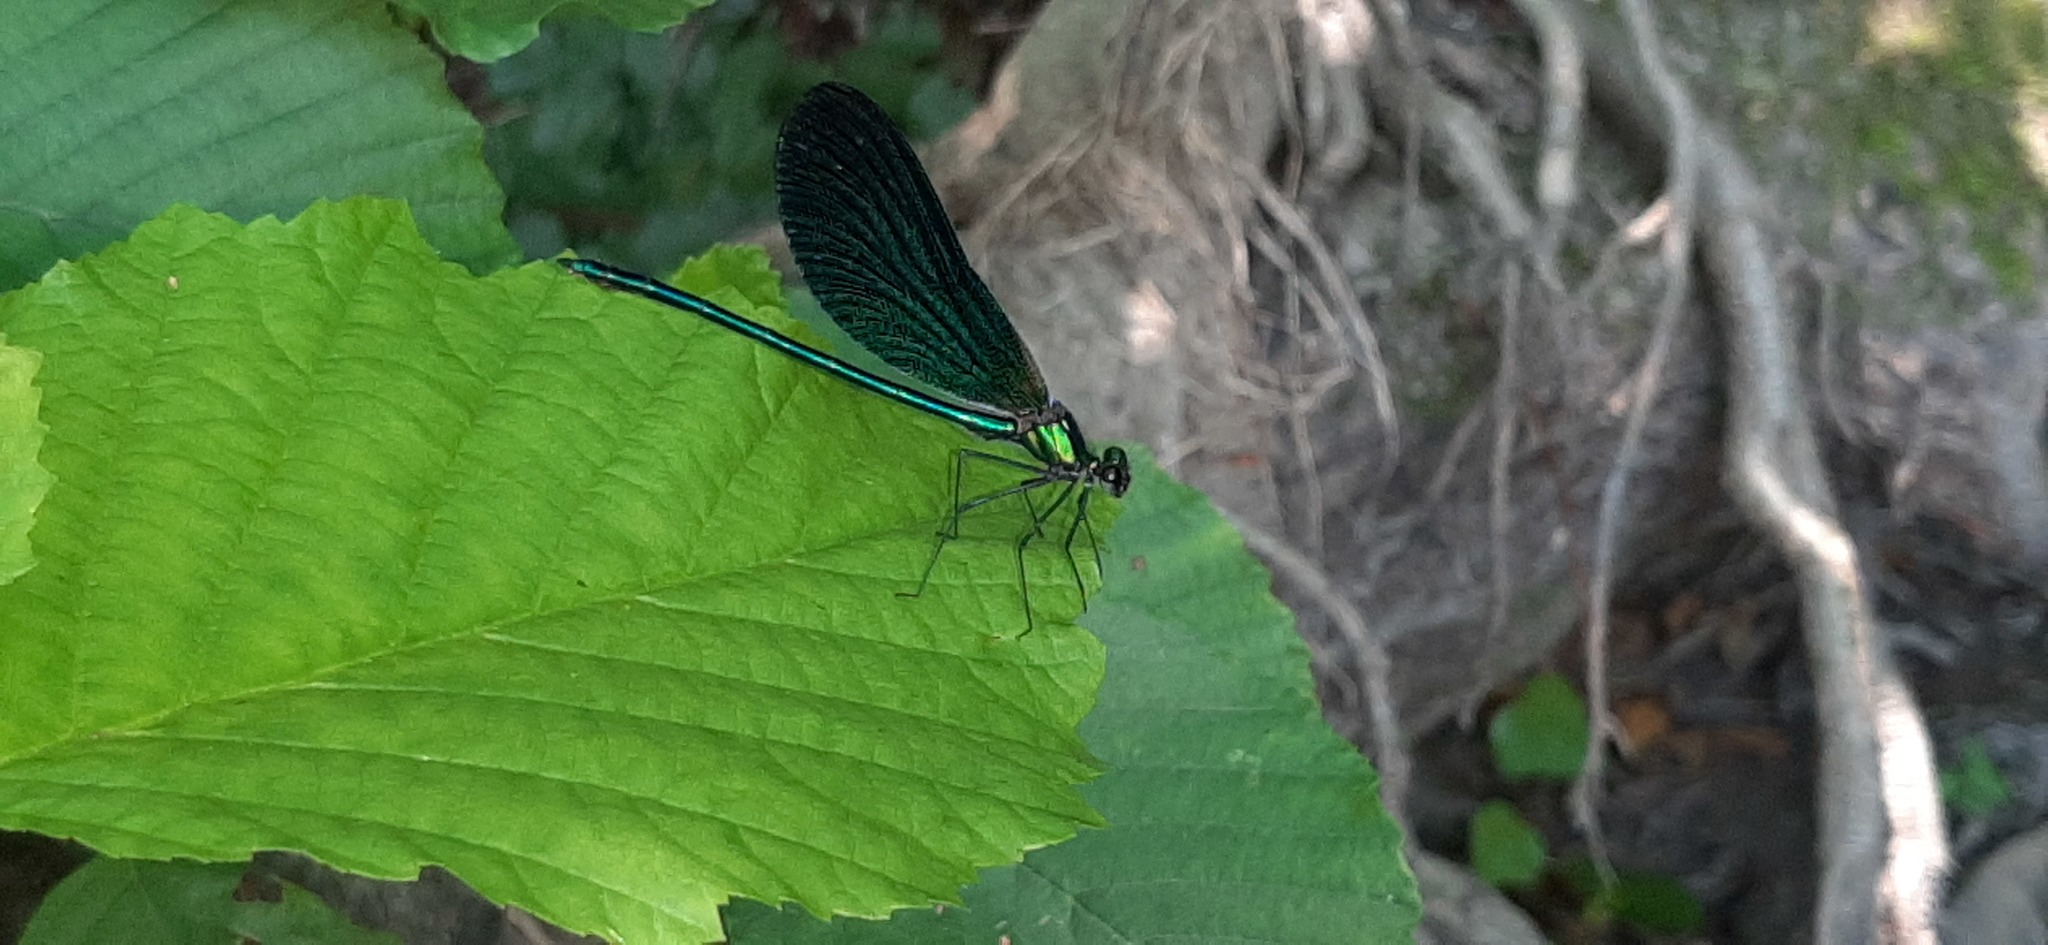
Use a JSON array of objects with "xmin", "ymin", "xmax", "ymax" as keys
[{"xmin": 473, "ymin": 0, "xmax": 986, "ymax": 271}]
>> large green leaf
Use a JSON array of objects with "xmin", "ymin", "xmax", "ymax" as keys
[
  {"xmin": 0, "ymin": 0, "xmax": 518, "ymax": 292},
  {"xmin": 0, "ymin": 198, "xmax": 1107, "ymax": 945},
  {"xmin": 0, "ymin": 338, "xmax": 50, "ymax": 583},
  {"xmin": 724, "ymin": 457, "xmax": 1422, "ymax": 942},
  {"xmin": 22, "ymin": 858, "xmax": 400, "ymax": 945},
  {"xmin": 397, "ymin": 0, "xmax": 712, "ymax": 63}
]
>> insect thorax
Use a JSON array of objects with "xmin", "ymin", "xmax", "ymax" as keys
[{"xmin": 1016, "ymin": 403, "xmax": 1090, "ymax": 470}]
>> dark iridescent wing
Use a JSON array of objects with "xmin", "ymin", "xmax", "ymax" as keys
[{"xmin": 775, "ymin": 82, "xmax": 1049, "ymax": 414}]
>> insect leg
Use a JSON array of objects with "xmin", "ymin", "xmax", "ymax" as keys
[
  {"xmin": 1006, "ymin": 478, "xmax": 1087, "ymax": 636},
  {"xmin": 901, "ymin": 448, "xmax": 1048, "ymax": 600},
  {"xmin": 1058, "ymin": 483, "xmax": 1102, "ymax": 603}
]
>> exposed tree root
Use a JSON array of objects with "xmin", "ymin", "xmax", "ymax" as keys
[{"xmin": 1569, "ymin": 9, "xmax": 1948, "ymax": 941}]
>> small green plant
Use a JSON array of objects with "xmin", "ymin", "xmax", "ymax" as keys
[
  {"xmin": 1469, "ymin": 800, "xmax": 1547, "ymax": 888},
  {"xmin": 1941, "ymin": 735, "xmax": 2013, "ymax": 816},
  {"xmin": 1562, "ymin": 859, "xmax": 1706, "ymax": 935},
  {"xmin": 1470, "ymin": 675, "xmax": 1704, "ymax": 937},
  {"xmin": 1488, "ymin": 671, "xmax": 1590, "ymax": 781}
]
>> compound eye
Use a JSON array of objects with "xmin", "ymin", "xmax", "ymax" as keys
[{"xmin": 1098, "ymin": 449, "xmax": 1133, "ymax": 497}]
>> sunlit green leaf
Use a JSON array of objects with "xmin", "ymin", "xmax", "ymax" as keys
[
  {"xmin": 0, "ymin": 339, "xmax": 50, "ymax": 583},
  {"xmin": 0, "ymin": 198, "xmax": 1106, "ymax": 945}
]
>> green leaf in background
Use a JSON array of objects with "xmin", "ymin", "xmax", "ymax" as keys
[
  {"xmin": 0, "ymin": 0, "xmax": 519, "ymax": 293},
  {"xmin": 0, "ymin": 339, "xmax": 50, "ymax": 583},
  {"xmin": 22, "ymin": 858, "xmax": 399, "ymax": 945},
  {"xmin": 1562, "ymin": 859, "xmax": 1705, "ymax": 935},
  {"xmin": 1940, "ymin": 735, "xmax": 2012, "ymax": 816},
  {"xmin": 724, "ymin": 454, "xmax": 1422, "ymax": 943},
  {"xmin": 0, "ymin": 198, "xmax": 1108, "ymax": 945},
  {"xmin": 1468, "ymin": 800, "xmax": 1546, "ymax": 890},
  {"xmin": 830, "ymin": 9, "xmax": 979, "ymax": 139},
  {"xmin": 1605, "ymin": 870, "xmax": 1705, "ymax": 935},
  {"xmin": 488, "ymin": 10, "xmax": 813, "ymax": 267},
  {"xmin": 397, "ymin": 0, "xmax": 713, "ymax": 63},
  {"xmin": 486, "ymin": 4, "xmax": 974, "ymax": 270},
  {"xmin": 1488, "ymin": 672, "xmax": 1590, "ymax": 781}
]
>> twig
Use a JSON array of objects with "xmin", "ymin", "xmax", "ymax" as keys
[
  {"xmin": 1486, "ymin": 263, "xmax": 1525, "ymax": 651},
  {"xmin": 1507, "ymin": 0, "xmax": 1585, "ymax": 294},
  {"xmin": 1359, "ymin": 0, "xmax": 1429, "ymax": 276},
  {"xmin": 1239, "ymin": 165, "xmax": 1400, "ymax": 440},
  {"xmin": 1424, "ymin": 405, "xmax": 1489, "ymax": 505},
  {"xmin": 1568, "ymin": 8, "xmax": 1949, "ymax": 939},
  {"xmin": 1294, "ymin": 0, "xmax": 1376, "ymax": 202},
  {"xmin": 1361, "ymin": 0, "xmax": 1535, "ymax": 244},
  {"xmin": 1707, "ymin": 131, "xmax": 1944, "ymax": 945},
  {"xmin": 1569, "ymin": 0, "xmax": 1700, "ymax": 890}
]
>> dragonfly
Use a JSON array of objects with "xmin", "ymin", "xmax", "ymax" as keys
[{"xmin": 564, "ymin": 81, "xmax": 1130, "ymax": 634}]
